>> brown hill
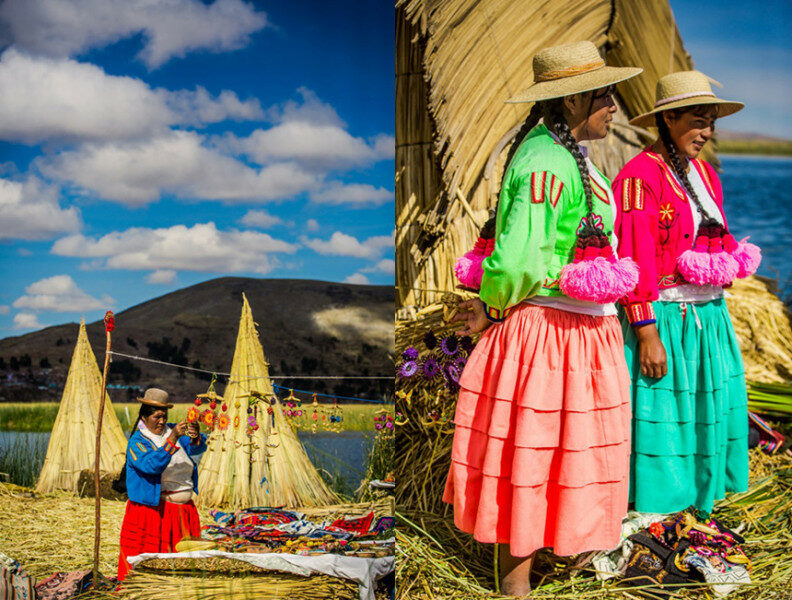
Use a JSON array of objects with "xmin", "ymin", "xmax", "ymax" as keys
[{"xmin": 0, "ymin": 278, "xmax": 394, "ymax": 403}]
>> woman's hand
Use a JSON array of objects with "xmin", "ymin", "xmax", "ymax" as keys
[
  {"xmin": 635, "ymin": 324, "xmax": 667, "ymax": 379},
  {"xmin": 168, "ymin": 421, "xmax": 188, "ymax": 443},
  {"xmin": 452, "ymin": 298, "xmax": 491, "ymax": 336}
]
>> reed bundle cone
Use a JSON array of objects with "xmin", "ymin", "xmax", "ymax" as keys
[
  {"xmin": 197, "ymin": 293, "xmax": 338, "ymax": 509},
  {"xmin": 35, "ymin": 319, "xmax": 126, "ymax": 494}
]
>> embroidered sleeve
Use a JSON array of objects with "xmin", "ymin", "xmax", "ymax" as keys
[
  {"xmin": 613, "ymin": 176, "xmax": 659, "ymax": 325},
  {"xmin": 127, "ymin": 437, "xmax": 173, "ymax": 475},
  {"xmin": 480, "ymin": 170, "xmax": 565, "ymax": 322}
]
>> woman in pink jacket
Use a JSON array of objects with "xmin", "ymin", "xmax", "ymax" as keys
[{"xmin": 613, "ymin": 71, "xmax": 759, "ymax": 514}]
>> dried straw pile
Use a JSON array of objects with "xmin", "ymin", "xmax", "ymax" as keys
[
  {"xmin": 726, "ymin": 276, "xmax": 792, "ymax": 383},
  {"xmin": 198, "ymin": 293, "xmax": 337, "ymax": 509},
  {"xmin": 35, "ymin": 319, "xmax": 126, "ymax": 494},
  {"xmin": 397, "ymin": 449, "xmax": 792, "ymax": 599},
  {"xmin": 396, "ymin": 0, "xmax": 723, "ymax": 309},
  {"xmin": 395, "ymin": 283, "xmax": 792, "ymax": 599}
]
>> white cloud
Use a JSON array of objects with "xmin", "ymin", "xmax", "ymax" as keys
[
  {"xmin": 41, "ymin": 130, "xmax": 317, "ymax": 205},
  {"xmin": 362, "ymin": 259, "xmax": 395, "ymax": 275},
  {"xmin": 52, "ymin": 222, "xmax": 298, "ymax": 274},
  {"xmin": 310, "ymin": 182, "xmax": 393, "ymax": 206},
  {"xmin": 146, "ymin": 269, "xmax": 177, "ymax": 285},
  {"xmin": 344, "ymin": 273, "xmax": 370, "ymax": 285},
  {"xmin": 302, "ymin": 231, "xmax": 393, "ymax": 259},
  {"xmin": 222, "ymin": 88, "xmax": 393, "ymax": 172},
  {"xmin": 13, "ymin": 312, "xmax": 43, "ymax": 330},
  {"xmin": 228, "ymin": 122, "xmax": 389, "ymax": 171},
  {"xmin": 13, "ymin": 275, "xmax": 113, "ymax": 312},
  {"xmin": 266, "ymin": 88, "xmax": 346, "ymax": 127},
  {"xmin": 306, "ymin": 219, "xmax": 320, "ymax": 232},
  {"xmin": 239, "ymin": 210, "xmax": 284, "ymax": 229},
  {"xmin": 0, "ymin": 0, "xmax": 269, "ymax": 69},
  {"xmin": 0, "ymin": 50, "xmax": 263, "ymax": 144},
  {"xmin": 0, "ymin": 177, "xmax": 81, "ymax": 240},
  {"xmin": 0, "ymin": 305, "xmax": 10, "ymax": 314}
]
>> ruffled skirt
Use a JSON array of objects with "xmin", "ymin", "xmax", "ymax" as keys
[
  {"xmin": 621, "ymin": 298, "xmax": 749, "ymax": 513},
  {"xmin": 117, "ymin": 498, "xmax": 201, "ymax": 581},
  {"xmin": 443, "ymin": 304, "xmax": 632, "ymax": 557}
]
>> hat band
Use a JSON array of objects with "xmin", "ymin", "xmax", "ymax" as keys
[
  {"xmin": 654, "ymin": 91, "xmax": 716, "ymax": 108},
  {"xmin": 534, "ymin": 59, "xmax": 605, "ymax": 82}
]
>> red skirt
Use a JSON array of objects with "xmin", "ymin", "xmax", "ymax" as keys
[{"xmin": 117, "ymin": 498, "xmax": 201, "ymax": 581}]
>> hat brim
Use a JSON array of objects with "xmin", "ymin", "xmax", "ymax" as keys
[
  {"xmin": 506, "ymin": 65, "xmax": 643, "ymax": 104},
  {"xmin": 629, "ymin": 97, "xmax": 745, "ymax": 128},
  {"xmin": 137, "ymin": 397, "xmax": 174, "ymax": 409}
]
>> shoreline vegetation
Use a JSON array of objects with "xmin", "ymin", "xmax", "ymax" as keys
[
  {"xmin": 718, "ymin": 138, "xmax": 792, "ymax": 157},
  {"xmin": 0, "ymin": 402, "xmax": 388, "ymax": 434}
]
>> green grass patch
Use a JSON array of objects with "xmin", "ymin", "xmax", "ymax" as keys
[
  {"xmin": 0, "ymin": 431, "xmax": 49, "ymax": 487},
  {"xmin": 718, "ymin": 139, "xmax": 792, "ymax": 156},
  {"xmin": 0, "ymin": 402, "xmax": 386, "ymax": 433}
]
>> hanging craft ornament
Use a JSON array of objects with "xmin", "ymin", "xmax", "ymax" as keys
[
  {"xmin": 559, "ymin": 215, "xmax": 639, "ymax": 303},
  {"xmin": 373, "ymin": 407, "xmax": 395, "ymax": 436},
  {"xmin": 309, "ymin": 393, "xmax": 324, "ymax": 434},
  {"xmin": 282, "ymin": 388, "xmax": 303, "ymax": 429},
  {"xmin": 325, "ymin": 398, "xmax": 343, "ymax": 433}
]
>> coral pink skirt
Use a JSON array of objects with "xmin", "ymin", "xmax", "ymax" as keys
[{"xmin": 443, "ymin": 304, "xmax": 631, "ymax": 557}]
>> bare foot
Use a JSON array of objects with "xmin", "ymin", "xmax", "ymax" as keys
[{"xmin": 499, "ymin": 545, "xmax": 535, "ymax": 597}]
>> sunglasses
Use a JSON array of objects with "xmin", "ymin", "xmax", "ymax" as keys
[{"xmin": 592, "ymin": 85, "xmax": 616, "ymax": 100}]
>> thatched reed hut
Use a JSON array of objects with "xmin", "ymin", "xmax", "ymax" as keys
[
  {"xmin": 36, "ymin": 319, "xmax": 127, "ymax": 493},
  {"xmin": 198, "ymin": 294, "xmax": 338, "ymax": 509},
  {"xmin": 396, "ymin": 0, "xmax": 707, "ymax": 309}
]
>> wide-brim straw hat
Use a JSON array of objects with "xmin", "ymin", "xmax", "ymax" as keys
[
  {"xmin": 506, "ymin": 40, "xmax": 642, "ymax": 104},
  {"xmin": 137, "ymin": 387, "xmax": 174, "ymax": 409},
  {"xmin": 630, "ymin": 70, "xmax": 744, "ymax": 127}
]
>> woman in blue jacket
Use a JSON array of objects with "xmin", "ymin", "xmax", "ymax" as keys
[{"xmin": 117, "ymin": 388, "xmax": 207, "ymax": 581}]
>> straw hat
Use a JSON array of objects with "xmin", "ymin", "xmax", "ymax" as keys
[
  {"xmin": 630, "ymin": 70, "xmax": 744, "ymax": 127},
  {"xmin": 506, "ymin": 40, "xmax": 642, "ymax": 104},
  {"xmin": 137, "ymin": 387, "xmax": 174, "ymax": 409}
]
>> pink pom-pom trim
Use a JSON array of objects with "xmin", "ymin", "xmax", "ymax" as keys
[
  {"xmin": 731, "ymin": 238, "xmax": 762, "ymax": 278},
  {"xmin": 559, "ymin": 256, "xmax": 639, "ymax": 304},
  {"xmin": 708, "ymin": 251, "xmax": 740, "ymax": 286},
  {"xmin": 454, "ymin": 238, "xmax": 495, "ymax": 290},
  {"xmin": 677, "ymin": 249, "xmax": 714, "ymax": 285}
]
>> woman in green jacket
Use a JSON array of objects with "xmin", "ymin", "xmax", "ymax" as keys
[{"xmin": 445, "ymin": 41, "xmax": 641, "ymax": 595}]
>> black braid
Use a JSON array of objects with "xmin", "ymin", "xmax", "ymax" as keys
[
  {"xmin": 479, "ymin": 101, "xmax": 545, "ymax": 238},
  {"xmin": 655, "ymin": 111, "xmax": 717, "ymax": 225},
  {"xmin": 546, "ymin": 99, "xmax": 596, "ymax": 223}
]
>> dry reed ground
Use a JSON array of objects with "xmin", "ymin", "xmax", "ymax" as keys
[{"xmin": 0, "ymin": 486, "xmax": 390, "ymax": 595}]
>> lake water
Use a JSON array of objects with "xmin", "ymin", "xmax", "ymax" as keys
[
  {"xmin": 720, "ymin": 154, "xmax": 792, "ymax": 293},
  {"xmin": 0, "ymin": 429, "xmax": 373, "ymax": 495}
]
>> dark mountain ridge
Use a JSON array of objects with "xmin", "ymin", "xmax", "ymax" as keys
[{"xmin": 0, "ymin": 278, "xmax": 394, "ymax": 403}]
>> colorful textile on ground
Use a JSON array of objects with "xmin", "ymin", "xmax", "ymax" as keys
[
  {"xmin": 199, "ymin": 508, "xmax": 393, "ymax": 558},
  {"xmin": 747, "ymin": 412, "xmax": 785, "ymax": 454},
  {"xmin": 620, "ymin": 299, "xmax": 749, "ymax": 513},
  {"xmin": 0, "ymin": 553, "xmax": 34, "ymax": 600},
  {"xmin": 35, "ymin": 570, "xmax": 92, "ymax": 600},
  {"xmin": 117, "ymin": 499, "xmax": 201, "ymax": 581},
  {"xmin": 623, "ymin": 507, "xmax": 750, "ymax": 596},
  {"xmin": 443, "ymin": 304, "xmax": 632, "ymax": 557}
]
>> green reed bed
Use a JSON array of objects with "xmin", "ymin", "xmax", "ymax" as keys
[
  {"xmin": 0, "ymin": 431, "xmax": 49, "ymax": 487},
  {"xmin": 0, "ymin": 402, "xmax": 384, "ymax": 433}
]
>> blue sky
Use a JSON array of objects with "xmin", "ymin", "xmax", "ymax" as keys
[
  {"xmin": 0, "ymin": 0, "xmax": 394, "ymax": 335},
  {"xmin": 670, "ymin": 0, "xmax": 792, "ymax": 138}
]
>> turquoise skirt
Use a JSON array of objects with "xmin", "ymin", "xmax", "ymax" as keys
[{"xmin": 620, "ymin": 298, "xmax": 749, "ymax": 513}]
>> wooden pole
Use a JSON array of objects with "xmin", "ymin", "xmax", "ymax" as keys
[{"xmin": 93, "ymin": 310, "xmax": 114, "ymax": 587}]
